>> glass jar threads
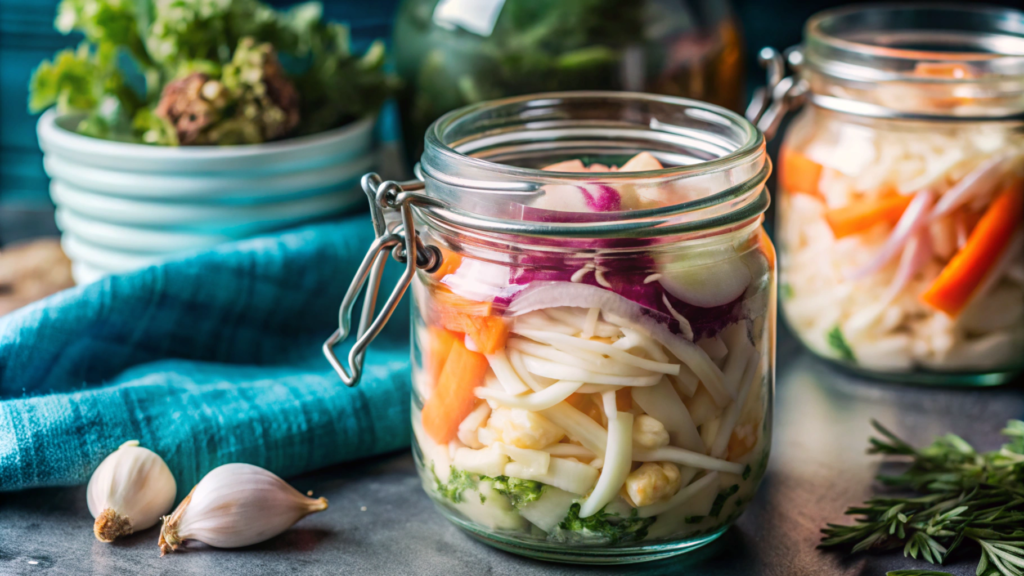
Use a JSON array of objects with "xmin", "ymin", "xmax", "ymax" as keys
[
  {"xmin": 326, "ymin": 92, "xmax": 776, "ymax": 563},
  {"xmin": 775, "ymin": 6, "xmax": 1024, "ymax": 385}
]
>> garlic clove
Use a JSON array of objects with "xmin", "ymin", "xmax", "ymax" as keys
[
  {"xmin": 158, "ymin": 463, "xmax": 328, "ymax": 555},
  {"xmin": 87, "ymin": 440, "xmax": 177, "ymax": 542}
]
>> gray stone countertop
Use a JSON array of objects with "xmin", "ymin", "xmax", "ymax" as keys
[{"xmin": 2, "ymin": 332, "xmax": 1022, "ymax": 576}]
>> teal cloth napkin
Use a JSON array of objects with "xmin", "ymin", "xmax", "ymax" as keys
[{"xmin": 0, "ymin": 217, "xmax": 412, "ymax": 498}]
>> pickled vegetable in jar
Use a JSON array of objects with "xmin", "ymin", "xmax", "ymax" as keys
[
  {"xmin": 776, "ymin": 6, "xmax": 1024, "ymax": 385},
  {"xmin": 323, "ymin": 93, "xmax": 775, "ymax": 563}
]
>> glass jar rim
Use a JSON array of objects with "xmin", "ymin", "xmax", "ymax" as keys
[
  {"xmin": 803, "ymin": 4, "xmax": 1024, "ymax": 84},
  {"xmin": 417, "ymin": 91, "xmax": 769, "ymax": 239}
]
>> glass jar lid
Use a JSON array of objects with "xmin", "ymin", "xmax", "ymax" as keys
[
  {"xmin": 416, "ymin": 91, "xmax": 769, "ymax": 238},
  {"xmin": 796, "ymin": 5, "xmax": 1024, "ymax": 120}
]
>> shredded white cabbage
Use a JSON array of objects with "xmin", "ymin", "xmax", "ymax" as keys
[
  {"xmin": 780, "ymin": 116, "xmax": 1024, "ymax": 372},
  {"xmin": 475, "ymin": 380, "xmax": 583, "ymax": 412},
  {"xmin": 579, "ymin": 393, "xmax": 633, "ymax": 518}
]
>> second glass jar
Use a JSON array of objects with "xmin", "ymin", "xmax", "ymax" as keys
[{"xmin": 776, "ymin": 5, "xmax": 1024, "ymax": 385}]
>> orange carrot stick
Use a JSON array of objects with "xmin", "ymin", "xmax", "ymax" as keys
[
  {"xmin": 434, "ymin": 289, "xmax": 508, "ymax": 354},
  {"xmin": 824, "ymin": 192, "xmax": 913, "ymax": 239},
  {"xmin": 778, "ymin": 146, "xmax": 823, "ymax": 197},
  {"xmin": 463, "ymin": 315, "xmax": 509, "ymax": 355},
  {"xmin": 430, "ymin": 246, "xmax": 463, "ymax": 279},
  {"xmin": 421, "ymin": 339, "xmax": 490, "ymax": 444},
  {"xmin": 921, "ymin": 181, "xmax": 1024, "ymax": 316},
  {"xmin": 427, "ymin": 327, "xmax": 459, "ymax": 384}
]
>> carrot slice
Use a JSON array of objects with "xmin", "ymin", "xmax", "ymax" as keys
[
  {"xmin": 421, "ymin": 339, "xmax": 490, "ymax": 444},
  {"xmin": 542, "ymin": 159, "xmax": 587, "ymax": 172},
  {"xmin": 620, "ymin": 152, "xmax": 664, "ymax": 172},
  {"xmin": 427, "ymin": 327, "xmax": 460, "ymax": 383},
  {"xmin": 615, "ymin": 388, "xmax": 632, "ymax": 411},
  {"xmin": 778, "ymin": 146, "xmax": 823, "ymax": 197},
  {"xmin": 434, "ymin": 289, "xmax": 508, "ymax": 354},
  {"xmin": 824, "ymin": 192, "xmax": 913, "ymax": 238},
  {"xmin": 921, "ymin": 180, "xmax": 1024, "ymax": 316},
  {"xmin": 435, "ymin": 288, "xmax": 492, "ymax": 318},
  {"xmin": 430, "ymin": 246, "xmax": 462, "ymax": 280}
]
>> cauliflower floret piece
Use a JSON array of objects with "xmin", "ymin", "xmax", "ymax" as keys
[
  {"xmin": 480, "ymin": 407, "xmax": 565, "ymax": 450},
  {"xmin": 624, "ymin": 462, "xmax": 681, "ymax": 506},
  {"xmin": 632, "ymin": 414, "xmax": 670, "ymax": 449}
]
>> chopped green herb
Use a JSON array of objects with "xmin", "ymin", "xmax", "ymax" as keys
[
  {"xmin": 742, "ymin": 465, "xmax": 751, "ymax": 480},
  {"xmin": 780, "ymin": 283, "xmax": 794, "ymax": 300},
  {"xmin": 709, "ymin": 485, "xmax": 739, "ymax": 518},
  {"xmin": 826, "ymin": 325, "xmax": 856, "ymax": 362},
  {"xmin": 685, "ymin": 515, "xmax": 705, "ymax": 524},
  {"xmin": 479, "ymin": 493, "xmax": 486, "ymax": 504},
  {"xmin": 558, "ymin": 503, "xmax": 655, "ymax": 545},
  {"xmin": 489, "ymin": 475, "xmax": 545, "ymax": 508},
  {"xmin": 432, "ymin": 467, "xmax": 478, "ymax": 504},
  {"xmin": 821, "ymin": 420, "xmax": 1024, "ymax": 576},
  {"xmin": 433, "ymin": 467, "xmax": 544, "ymax": 509}
]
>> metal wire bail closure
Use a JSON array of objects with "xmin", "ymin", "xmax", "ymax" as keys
[
  {"xmin": 745, "ymin": 47, "xmax": 808, "ymax": 141},
  {"xmin": 322, "ymin": 174, "xmax": 442, "ymax": 386}
]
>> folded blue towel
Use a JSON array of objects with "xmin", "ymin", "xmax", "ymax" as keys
[{"xmin": 0, "ymin": 217, "xmax": 412, "ymax": 499}]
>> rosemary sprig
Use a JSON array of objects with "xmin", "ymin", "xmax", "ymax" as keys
[{"xmin": 821, "ymin": 420, "xmax": 1024, "ymax": 576}]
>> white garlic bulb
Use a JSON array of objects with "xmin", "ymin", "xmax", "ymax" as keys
[
  {"xmin": 87, "ymin": 440, "xmax": 177, "ymax": 542},
  {"xmin": 158, "ymin": 463, "xmax": 328, "ymax": 555}
]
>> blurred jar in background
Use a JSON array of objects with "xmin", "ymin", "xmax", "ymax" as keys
[{"xmin": 393, "ymin": 0, "xmax": 743, "ymax": 162}]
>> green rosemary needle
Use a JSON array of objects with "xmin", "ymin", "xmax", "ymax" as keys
[{"xmin": 820, "ymin": 420, "xmax": 1024, "ymax": 576}]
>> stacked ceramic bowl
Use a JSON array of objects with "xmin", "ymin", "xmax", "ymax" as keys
[{"xmin": 37, "ymin": 110, "xmax": 376, "ymax": 284}]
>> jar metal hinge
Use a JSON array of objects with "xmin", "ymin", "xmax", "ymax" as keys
[
  {"xmin": 322, "ymin": 174, "xmax": 442, "ymax": 386},
  {"xmin": 745, "ymin": 47, "xmax": 808, "ymax": 141}
]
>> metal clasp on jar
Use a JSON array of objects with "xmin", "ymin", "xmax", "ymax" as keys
[
  {"xmin": 322, "ymin": 175, "xmax": 442, "ymax": 386},
  {"xmin": 745, "ymin": 47, "xmax": 809, "ymax": 141}
]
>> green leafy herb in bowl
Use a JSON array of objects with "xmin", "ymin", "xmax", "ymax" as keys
[{"xmin": 30, "ymin": 0, "xmax": 398, "ymax": 146}]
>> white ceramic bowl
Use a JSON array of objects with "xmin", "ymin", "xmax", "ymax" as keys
[{"xmin": 37, "ymin": 110, "xmax": 376, "ymax": 282}]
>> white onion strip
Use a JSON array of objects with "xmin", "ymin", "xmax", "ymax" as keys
[
  {"xmin": 507, "ymin": 337, "xmax": 653, "ymax": 376},
  {"xmin": 544, "ymin": 443, "xmax": 595, "ymax": 459},
  {"xmin": 613, "ymin": 328, "xmax": 670, "ymax": 362},
  {"xmin": 475, "ymin": 380, "xmax": 584, "ymax": 411},
  {"xmin": 579, "ymin": 393, "xmax": 633, "ymax": 518},
  {"xmin": 670, "ymin": 364, "xmax": 700, "ymax": 398},
  {"xmin": 542, "ymin": 307, "xmax": 620, "ymax": 338},
  {"xmin": 485, "ymin": 350, "xmax": 531, "ymax": 395},
  {"xmin": 637, "ymin": 471, "xmax": 719, "ymax": 518},
  {"xmin": 514, "ymin": 329, "xmax": 681, "ymax": 375},
  {"xmin": 541, "ymin": 402, "xmax": 608, "ymax": 455},
  {"xmin": 632, "ymin": 379, "xmax": 705, "ymax": 453},
  {"xmin": 721, "ymin": 323, "xmax": 753, "ymax": 398},
  {"xmin": 507, "ymin": 282, "xmax": 726, "ymax": 391},
  {"xmin": 575, "ymin": 384, "xmax": 623, "ymax": 394},
  {"xmin": 883, "ymin": 228, "xmax": 933, "ymax": 304},
  {"xmin": 634, "ymin": 446, "xmax": 745, "ymax": 475},
  {"xmin": 846, "ymin": 190, "xmax": 934, "ymax": 281},
  {"xmin": 711, "ymin": 353, "xmax": 761, "ymax": 459},
  {"xmin": 509, "ymin": 349, "xmax": 545, "ymax": 392},
  {"xmin": 521, "ymin": 355, "xmax": 663, "ymax": 386},
  {"xmin": 932, "ymin": 154, "xmax": 1011, "ymax": 219},
  {"xmin": 582, "ymin": 307, "xmax": 600, "ymax": 339}
]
